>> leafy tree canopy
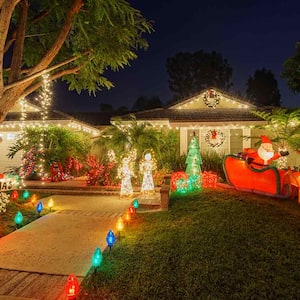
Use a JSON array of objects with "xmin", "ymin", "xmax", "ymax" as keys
[
  {"xmin": 246, "ymin": 68, "xmax": 281, "ymax": 107},
  {"xmin": 281, "ymin": 42, "xmax": 300, "ymax": 93},
  {"xmin": 0, "ymin": 0, "xmax": 153, "ymax": 122},
  {"xmin": 166, "ymin": 50, "xmax": 233, "ymax": 101}
]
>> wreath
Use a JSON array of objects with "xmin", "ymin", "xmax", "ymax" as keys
[
  {"xmin": 203, "ymin": 89, "xmax": 221, "ymax": 108},
  {"xmin": 205, "ymin": 129, "xmax": 225, "ymax": 148}
]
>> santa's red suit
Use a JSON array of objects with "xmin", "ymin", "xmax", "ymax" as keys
[{"xmin": 243, "ymin": 135, "xmax": 287, "ymax": 168}]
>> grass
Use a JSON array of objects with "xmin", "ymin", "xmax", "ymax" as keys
[
  {"xmin": 79, "ymin": 187, "xmax": 300, "ymax": 300},
  {"xmin": 0, "ymin": 191, "xmax": 51, "ymax": 238}
]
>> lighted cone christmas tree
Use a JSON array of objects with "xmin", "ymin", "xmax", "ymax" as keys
[{"xmin": 185, "ymin": 134, "xmax": 202, "ymax": 191}]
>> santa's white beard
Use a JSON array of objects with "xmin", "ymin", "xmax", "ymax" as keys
[{"xmin": 258, "ymin": 146, "xmax": 274, "ymax": 163}]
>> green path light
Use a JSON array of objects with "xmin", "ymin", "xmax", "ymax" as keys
[
  {"xmin": 91, "ymin": 247, "xmax": 103, "ymax": 268},
  {"xmin": 14, "ymin": 211, "xmax": 23, "ymax": 227}
]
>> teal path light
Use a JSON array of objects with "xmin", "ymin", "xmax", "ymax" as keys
[
  {"xmin": 14, "ymin": 211, "xmax": 23, "ymax": 227},
  {"xmin": 22, "ymin": 189, "xmax": 30, "ymax": 200},
  {"xmin": 133, "ymin": 198, "xmax": 139, "ymax": 209},
  {"xmin": 92, "ymin": 247, "xmax": 103, "ymax": 268}
]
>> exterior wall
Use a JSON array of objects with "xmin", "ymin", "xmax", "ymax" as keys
[{"xmin": 0, "ymin": 131, "xmax": 22, "ymax": 173}]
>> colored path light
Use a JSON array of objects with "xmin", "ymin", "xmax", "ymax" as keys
[
  {"xmin": 133, "ymin": 198, "xmax": 139, "ymax": 209},
  {"xmin": 129, "ymin": 204, "xmax": 136, "ymax": 216},
  {"xmin": 65, "ymin": 274, "xmax": 79, "ymax": 300},
  {"xmin": 11, "ymin": 190, "xmax": 19, "ymax": 201},
  {"xmin": 36, "ymin": 201, "xmax": 43, "ymax": 214},
  {"xmin": 22, "ymin": 189, "xmax": 30, "ymax": 200},
  {"xmin": 106, "ymin": 229, "xmax": 116, "ymax": 249},
  {"xmin": 116, "ymin": 217, "xmax": 124, "ymax": 237},
  {"xmin": 92, "ymin": 247, "xmax": 103, "ymax": 268},
  {"xmin": 124, "ymin": 210, "xmax": 131, "ymax": 223},
  {"xmin": 47, "ymin": 198, "xmax": 54, "ymax": 211},
  {"xmin": 31, "ymin": 194, "xmax": 37, "ymax": 206},
  {"xmin": 14, "ymin": 211, "xmax": 23, "ymax": 226}
]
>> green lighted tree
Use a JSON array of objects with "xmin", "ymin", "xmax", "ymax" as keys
[{"xmin": 185, "ymin": 135, "xmax": 203, "ymax": 190}]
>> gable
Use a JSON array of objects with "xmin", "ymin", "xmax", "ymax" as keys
[
  {"xmin": 169, "ymin": 87, "xmax": 257, "ymax": 110},
  {"xmin": 9, "ymin": 99, "xmax": 41, "ymax": 113}
]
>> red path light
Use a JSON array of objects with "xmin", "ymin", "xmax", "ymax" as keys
[{"xmin": 65, "ymin": 274, "xmax": 79, "ymax": 299}]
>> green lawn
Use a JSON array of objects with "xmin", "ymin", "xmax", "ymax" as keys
[{"xmin": 79, "ymin": 187, "xmax": 300, "ymax": 300}]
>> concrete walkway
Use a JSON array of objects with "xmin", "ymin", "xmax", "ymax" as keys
[{"xmin": 0, "ymin": 194, "xmax": 133, "ymax": 277}]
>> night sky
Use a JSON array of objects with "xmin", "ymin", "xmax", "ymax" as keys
[{"xmin": 53, "ymin": 0, "xmax": 300, "ymax": 112}]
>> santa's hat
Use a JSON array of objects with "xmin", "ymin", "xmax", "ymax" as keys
[{"xmin": 260, "ymin": 135, "xmax": 272, "ymax": 144}]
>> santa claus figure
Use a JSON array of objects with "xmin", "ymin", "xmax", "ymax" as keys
[{"xmin": 244, "ymin": 135, "xmax": 289, "ymax": 168}]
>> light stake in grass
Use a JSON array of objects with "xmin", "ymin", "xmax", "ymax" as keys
[
  {"xmin": 36, "ymin": 201, "xmax": 43, "ymax": 214},
  {"xmin": 31, "ymin": 194, "xmax": 37, "ymax": 206},
  {"xmin": 64, "ymin": 274, "xmax": 79, "ymax": 300},
  {"xmin": 106, "ymin": 229, "xmax": 116, "ymax": 250},
  {"xmin": 47, "ymin": 197, "xmax": 54, "ymax": 211},
  {"xmin": 11, "ymin": 190, "xmax": 19, "ymax": 201},
  {"xmin": 129, "ymin": 203, "xmax": 136, "ymax": 216},
  {"xmin": 133, "ymin": 198, "xmax": 139, "ymax": 209},
  {"xmin": 92, "ymin": 247, "xmax": 103, "ymax": 268},
  {"xmin": 14, "ymin": 211, "xmax": 23, "ymax": 228},
  {"xmin": 22, "ymin": 189, "xmax": 30, "ymax": 200},
  {"xmin": 116, "ymin": 217, "xmax": 124, "ymax": 237},
  {"xmin": 124, "ymin": 210, "xmax": 131, "ymax": 224}
]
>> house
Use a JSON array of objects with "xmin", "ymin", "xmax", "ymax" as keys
[
  {"xmin": 115, "ymin": 87, "xmax": 300, "ymax": 168},
  {"xmin": 0, "ymin": 99, "xmax": 101, "ymax": 173}
]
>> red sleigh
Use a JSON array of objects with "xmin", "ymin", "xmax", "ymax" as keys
[{"xmin": 223, "ymin": 154, "xmax": 300, "ymax": 202}]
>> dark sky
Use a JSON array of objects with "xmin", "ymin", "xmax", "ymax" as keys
[{"xmin": 53, "ymin": 0, "xmax": 300, "ymax": 112}]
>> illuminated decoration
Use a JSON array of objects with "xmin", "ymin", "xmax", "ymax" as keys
[
  {"xmin": 0, "ymin": 192, "xmax": 10, "ymax": 213},
  {"xmin": 14, "ymin": 211, "xmax": 23, "ymax": 226},
  {"xmin": 223, "ymin": 154, "xmax": 291, "ymax": 198},
  {"xmin": 277, "ymin": 147, "xmax": 288, "ymax": 169},
  {"xmin": 36, "ymin": 73, "xmax": 53, "ymax": 178},
  {"xmin": 106, "ymin": 229, "xmax": 116, "ymax": 249},
  {"xmin": 107, "ymin": 149, "xmax": 117, "ymax": 163},
  {"xmin": 19, "ymin": 97, "xmax": 28, "ymax": 183},
  {"xmin": 92, "ymin": 247, "xmax": 103, "ymax": 268},
  {"xmin": 133, "ymin": 198, "xmax": 139, "ymax": 209},
  {"xmin": 36, "ymin": 201, "xmax": 43, "ymax": 214},
  {"xmin": 11, "ymin": 190, "xmax": 19, "ymax": 201},
  {"xmin": 31, "ymin": 194, "xmax": 37, "ymax": 206},
  {"xmin": 185, "ymin": 134, "xmax": 202, "ymax": 191},
  {"xmin": 48, "ymin": 198, "xmax": 54, "ymax": 210},
  {"xmin": 204, "ymin": 129, "xmax": 225, "ymax": 148},
  {"xmin": 170, "ymin": 171, "xmax": 189, "ymax": 191},
  {"xmin": 202, "ymin": 171, "xmax": 218, "ymax": 188},
  {"xmin": 22, "ymin": 189, "xmax": 30, "ymax": 200},
  {"xmin": 124, "ymin": 210, "xmax": 131, "ymax": 223},
  {"xmin": 118, "ymin": 156, "xmax": 134, "ymax": 198},
  {"xmin": 203, "ymin": 89, "xmax": 221, "ymax": 108},
  {"xmin": 139, "ymin": 150, "xmax": 157, "ymax": 195},
  {"xmin": 116, "ymin": 217, "xmax": 124, "ymax": 236},
  {"xmin": 128, "ymin": 204, "xmax": 136, "ymax": 216},
  {"xmin": 64, "ymin": 274, "xmax": 79, "ymax": 300}
]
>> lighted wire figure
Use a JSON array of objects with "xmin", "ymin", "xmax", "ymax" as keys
[
  {"xmin": 118, "ymin": 156, "xmax": 134, "ymax": 198},
  {"xmin": 139, "ymin": 150, "xmax": 156, "ymax": 195}
]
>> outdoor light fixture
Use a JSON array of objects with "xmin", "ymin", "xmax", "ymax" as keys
[
  {"xmin": 14, "ymin": 211, "xmax": 23, "ymax": 227},
  {"xmin": 116, "ymin": 217, "xmax": 124, "ymax": 236},
  {"xmin": 124, "ymin": 210, "xmax": 131, "ymax": 223},
  {"xmin": 133, "ymin": 198, "xmax": 139, "ymax": 209},
  {"xmin": 129, "ymin": 204, "xmax": 135, "ymax": 216},
  {"xmin": 22, "ymin": 189, "xmax": 30, "ymax": 200},
  {"xmin": 64, "ymin": 274, "xmax": 79, "ymax": 300},
  {"xmin": 91, "ymin": 247, "xmax": 103, "ymax": 268},
  {"xmin": 106, "ymin": 229, "xmax": 116, "ymax": 249},
  {"xmin": 36, "ymin": 201, "xmax": 43, "ymax": 214},
  {"xmin": 47, "ymin": 198, "xmax": 54, "ymax": 211},
  {"xmin": 11, "ymin": 190, "xmax": 19, "ymax": 201},
  {"xmin": 31, "ymin": 194, "xmax": 37, "ymax": 206}
]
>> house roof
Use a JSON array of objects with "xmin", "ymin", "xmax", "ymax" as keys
[{"xmin": 116, "ymin": 88, "xmax": 268, "ymax": 126}]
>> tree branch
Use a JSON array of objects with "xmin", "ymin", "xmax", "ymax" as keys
[
  {"xmin": 0, "ymin": 0, "xmax": 20, "ymax": 88},
  {"xmin": 28, "ymin": 0, "xmax": 84, "ymax": 75},
  {"xmin": 4, "ymin": 50, "xmax": 90, "ymax": 92},
  {"xmin": 9, "ymin": 0, "xmax": 29, "ymax": 83},
  {"xmin": 22, "ymin": 64, "xmax": 84, "ymax": 97}
]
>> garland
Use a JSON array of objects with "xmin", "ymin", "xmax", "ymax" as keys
[
  {"xmin": 205, "ymin": 129, "xmax": 225, "ymax": 148},
  {"xmin": 203, "ymin": 89, "xmax": 221, "ymax": 108}
]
